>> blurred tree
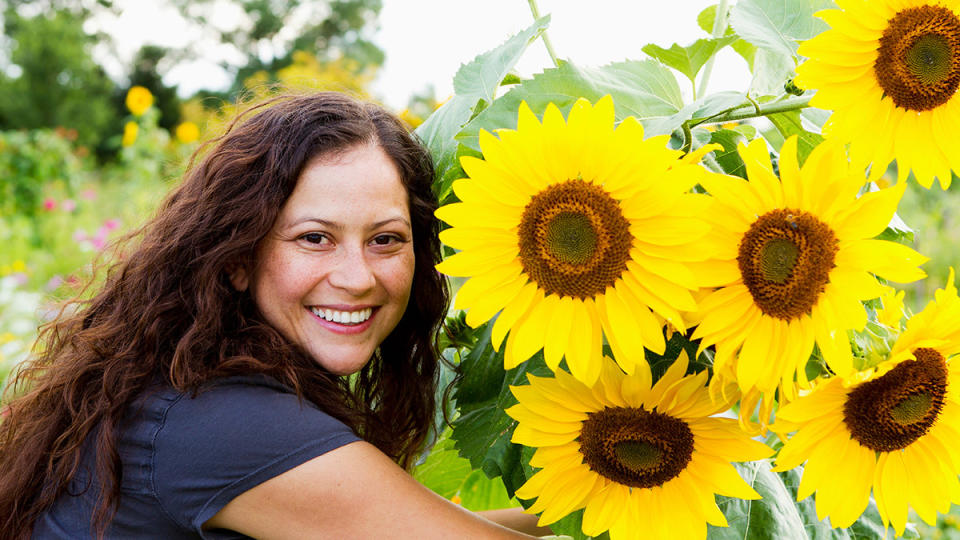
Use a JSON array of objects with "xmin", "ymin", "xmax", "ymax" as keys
[
  {"xmin": 171, "ymin": 0, "xmax": 384, "ymax": 95},
  {"xmin": 0, "ymin": 7, "xmax": 119, "ymax": 152}
]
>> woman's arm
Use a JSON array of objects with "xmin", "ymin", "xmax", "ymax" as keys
[
  {"xmin": 205, "ymin": 440, "xmax": 541, "ymax": 539},
  {"xmin": 478, "ymin": 508, "xmax": 553, "ymax": 537}
]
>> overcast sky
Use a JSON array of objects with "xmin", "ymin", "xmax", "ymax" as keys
[{"xmin": 97, "ymin": 1, "xmax": 748, "ymax": 109}]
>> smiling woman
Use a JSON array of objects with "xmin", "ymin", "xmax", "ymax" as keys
[
  {"xmin": 228, "ymin": 143, "xmax": 417, "ymax": 377},
  {"xmin": 0, "ymin": 92, "xmax": 545, "ymax": 539}
]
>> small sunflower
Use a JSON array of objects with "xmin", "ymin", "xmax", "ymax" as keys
[
  {"xmin": 773, "ymin": 269, "xmax": 960, "ymax": 534},
  {"xmin": 794, "ymin": 0, "xmax": 960, "ymax": 189},
  {"xmin": 507, "ymin": 353, "xmax": 773, "ymax": 539},
  {"xmin": 124, "ymin": 85, "xmax": 154, "ymax": 117},
  {"xmin": 435, "ymin": 96, "xmax": 719, "ymax": 385},
  {"xmin": 692, "ymin": 136, "xmax": 927, "ymax": 412},
  {"xmin": 121, "ymin": 121, "xmax": 138, "ymax": 148}
]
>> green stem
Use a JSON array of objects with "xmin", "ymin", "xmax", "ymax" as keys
[
  {"xmin": 681, "ymin": 122, "xmax": 694, "ymax": 155},
  {"xmin": 696, "ymin": 0, "xmax": 731, "ymax": 98},
  {"xmin": 527, "ymin": 0, "xmax": 560, "ymax": 68},
  {"xmin": 689, "ymin": 94, "xmax": 813, "ymax": 127}
]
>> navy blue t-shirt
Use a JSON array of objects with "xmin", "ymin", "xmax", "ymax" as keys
[{"xmin": 33, "ymin": 375, "xmax": 361, "ymax": 539}]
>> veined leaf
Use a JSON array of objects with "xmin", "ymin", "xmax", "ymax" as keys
[
  {"xmin": 730, "ymin": 0, "xmax": 835, "ymax": 58},
  {"xmin": 642, "ymin": 36, "xmax": 739, "ymax": 85},
  {"xmin": 697, "ymin": 3, "xmax": 758, "ymax": 69},
  {"xmin": 709, "ymin": 461, "xmax": 807, "ymax": 540},
  {"xmin": 709, "ymin": 128, "xmax": 751, "ymax": 179},
  {"xmin": 413, "ymin": 428, "xmax": 474, "ymax": 500},
  {"xmin": 453, "ymin": 16, "xmax": 550, "ymax": 106},
  {"xmin": 767, "ymin": 109, "xmax": 825, "ymax": 165},
  {"xmin": 454, "ymin": 59, "xmax": 685, "ymax": 150},
  {"xmin": 750, "ymin": 47, "xmax": 798, "ymax": 97},
  {"xmin": 416, "ymin": 16, "xmax": 549, "ymax": 203}
]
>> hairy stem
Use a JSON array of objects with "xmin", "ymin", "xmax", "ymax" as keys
[
  {"xmin": 690, "ymin": 95, "xmax": 814, "ymax": 127},
  {"xmin": 697, "ymin": 0, "xmax": 731, "ymax": 98},
  {"xmin": 527, "ymin": 0, "xmax": 560, "ymax": 68}
]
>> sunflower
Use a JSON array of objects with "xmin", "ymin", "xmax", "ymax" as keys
[
  {"xmin": 435, "ymin": 95, "xmax": 719, "ymax": 385},
  {"xmin": 773, "ymin": 269, "xmax": 960, "ymax": 534},
  {"xmin": 794, "ymin": 0, "xmax": 960, "ymax": 189},
  {"xmin": 506, "ymin": 352, "xmax": 773, "ymax": 539},
  {"xmin": 124, "ymin": 85, "xmax": 154, "ymax": 117},
  {"xmin": 691, "ymin": 136, "xmax": 927, "ymax": 415}
]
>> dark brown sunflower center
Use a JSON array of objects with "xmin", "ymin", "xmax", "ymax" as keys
[
  {"xmin": 518, "ymin": 179, "xmax": 633, "ymax": 298},
  {"xmin": 875, "ymin": 5, "xmax": 960, "ymax": 111},
  {"xmin": 579, "ymin": 406, "xmax": 693, "ymax": 489},
  {"xmin": 737, "ymin": 209, "xmax": 838, "ymax": 320},
  {"xmin": 843, "ymin": 348, "xmax": 948, "ymax": 452}
]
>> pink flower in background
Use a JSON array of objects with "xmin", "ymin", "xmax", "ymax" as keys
[
  {"xmin": 73, "ymin": 230, "xmax": 88, "ymax": 243},
  {"xmin": 61, "ymin": 199, "xmax": 76, "ymax": 212},
  {"xmin": 45, "ymin": 275, "xmax": 64, "ymax": 291},
  {"xmin": 103, "ymin": 219, "xmax": 120, "ymax": 231},
  {"xmin": 10, "ymin": 273, "xmax": 27, "ymax": 286},
  {"xmin": 91, "ymin": 234, "xmax": 106, "ymax": 251},
  {"xmin": 43, "ymin": 198, "xmax": 56, "ymax": 211},
  {"xmin": 80, "ymin": 189, "xmax": 97, "ymax": 201}
]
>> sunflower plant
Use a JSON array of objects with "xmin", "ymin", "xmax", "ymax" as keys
[{"xmin": 413, "ymin": 0, "xmax": 960, "ymax": 538}]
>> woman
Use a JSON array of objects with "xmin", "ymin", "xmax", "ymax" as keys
[{"xmin": 0, "ymin": 93, "xmax": 546, "ymax": 538}]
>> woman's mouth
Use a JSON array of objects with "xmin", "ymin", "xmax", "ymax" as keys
[{"xmin": 309, "ymin": 306, "xmax": 374, "ymax": 326}]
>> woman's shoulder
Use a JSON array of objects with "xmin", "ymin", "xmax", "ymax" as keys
[
  {"xmin": 138, "ymin": 373, "xmax": 359, "ymax": 455},
  {"xmin": 126, "ymin": 374, "xmax": 362, "ymax": 534}
]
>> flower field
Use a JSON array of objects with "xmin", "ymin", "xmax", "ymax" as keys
[{"xmin": 6, "ymin": 0, "xmax": 960, "ymax": 537}]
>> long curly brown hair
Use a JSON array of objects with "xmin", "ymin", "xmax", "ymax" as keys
[{"xmin": 0, "ymin": 92, "xmax": 449, "ymax": 538}]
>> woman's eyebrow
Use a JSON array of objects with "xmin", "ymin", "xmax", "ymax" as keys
[{"xmin": 285, "ymin": 216, "xmax": 411, "ymax": 230}]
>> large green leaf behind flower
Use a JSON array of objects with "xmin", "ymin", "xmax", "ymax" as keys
[{"xmin": 415, "ymin": 16, "xmax": 550, "ymax": 204}]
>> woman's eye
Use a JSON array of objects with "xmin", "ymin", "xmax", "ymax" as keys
[
  {"xmin": 301, "ymin": 233, "xmax": 327, "ymax": 244},
  {"xmin": 372, "ymin": 234, "xmax": 400, "ymax": 246}
]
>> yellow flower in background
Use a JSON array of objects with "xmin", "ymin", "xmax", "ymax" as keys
[
  {"xmin": 122, "ymin": 122, "xmax": 138, "ymax": 147},
  {"xmin": 399, "ymin": 108, "xmax": 424, "ymax": 128},
  {"xmin": 125, "ymin": 86, "xmax": 154, "ymax": 117},
  {"xmin": 507, "ymin": 353, "xmax": 773, "ymax": 539},
  {"xmin": 436, "ymin": 96, "xmax": 721, "ymax": 386},
  {"xmin": 175, "ymin": 121, "xmax": 200, "ymax": 144},
  {"xmin": 691, "ymin": 136, "xmax": 927, "ymax": 420},
  {"xmin": 773, "ymin": 269, "xmax": 960, "ymax": 535},
  {"xmin": 794, "ymin": 0, "xmax": 960, "ymax": 189}
]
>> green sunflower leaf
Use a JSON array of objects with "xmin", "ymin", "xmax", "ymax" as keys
[
  {"xmin": 414, "ymin": 428, "xmax": 520, "ymax": 512},
  {"xmin": 697, "ymin": 3, "xmax": 758, "ymax": 69},
  {"xmin": 452, "ymin": 15, "xmax": 550, "ymax": 106},
  {"xmin": 707, "ymin": 128, "xmax": 750, "ymax": 179},
  {"xmin": 730, "ymin": 0, "xmax": 835, "ymax": 59},
  {"xmin": 413, "ymin": 427, "xmax": 474, "ymax": 499},
  {"xmin": 766, "ymin": 109, "xmax": 825, "ymax": 165},
  {"xmin": 453, "ymin": 59, "xmax": 685, "ymax": 150},
  {"xmin": 641, "ymin": 36, "xmax": 740, "ymax": 86},
  {"xmin": 416, "ymin": 15, "xmax": 549, "ymax": 204},
  {"xmin": 458, "ymin": 469, "xmax": 517, "ymax": 511},
  {"xmin": 750, "ymin": 47, "xmax": 798, "ymax": 97},
  {"xmin": 710, "ymin": 461, "xmax": 807, "ymax": 539}
]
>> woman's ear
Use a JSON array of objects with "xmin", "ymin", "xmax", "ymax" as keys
[{"xmin": 227, "ymin": 264, "xmax": 249, "ymax": 292}]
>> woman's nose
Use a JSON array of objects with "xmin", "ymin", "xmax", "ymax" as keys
[{"xmin": 327, "ymin": 246, "xmax": 377, "ymax": 295}]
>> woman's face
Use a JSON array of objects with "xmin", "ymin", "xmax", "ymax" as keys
[{"xmin": 234, "ymin": 143, "xmax": 415, "ymax": 375}]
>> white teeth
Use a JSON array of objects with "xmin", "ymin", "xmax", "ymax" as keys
[{"xmin": 311, "ymin": 307, "xmax": 373, "ymax": 325}]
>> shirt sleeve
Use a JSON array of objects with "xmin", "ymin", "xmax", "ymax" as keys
[{"xmin": 150, "ymin": 376, "xmax": 361, "ymax": 536}]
